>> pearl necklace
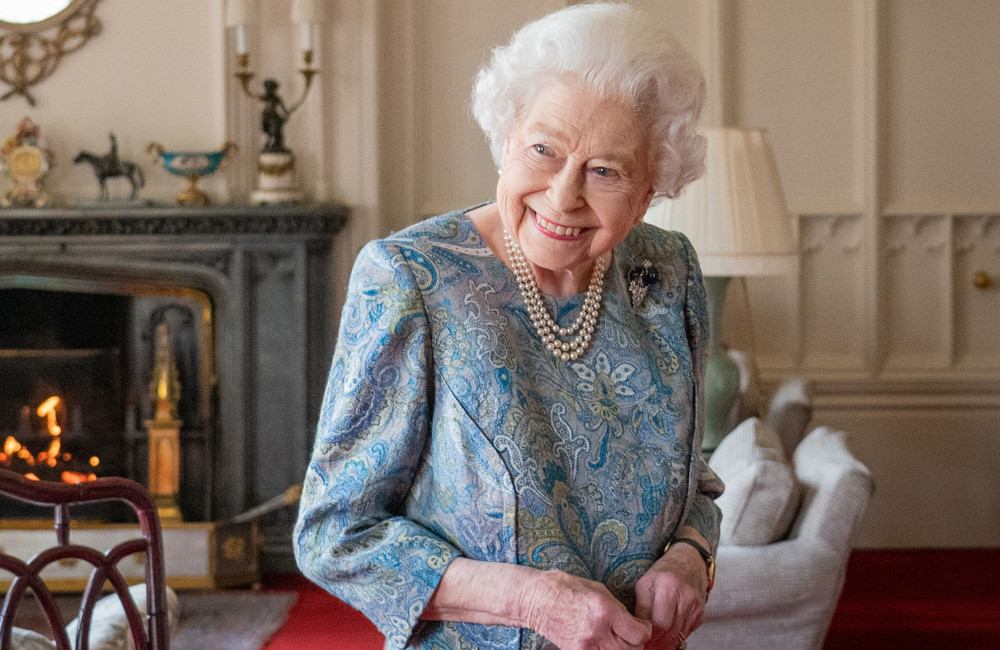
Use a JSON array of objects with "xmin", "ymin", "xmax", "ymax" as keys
[{"xmin": 503, "ymin": 230, "xmax": 607, "ymax": 361}]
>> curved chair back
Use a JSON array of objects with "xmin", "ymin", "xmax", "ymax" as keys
[{"xmin": 0, "ymin": 468, "xmax": 169, "ymax": 649}]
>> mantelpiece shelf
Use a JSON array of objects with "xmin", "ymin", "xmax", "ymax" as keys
[{"xmin": 0, "ymin": 203, "xmax": 347, "ymax": 238}]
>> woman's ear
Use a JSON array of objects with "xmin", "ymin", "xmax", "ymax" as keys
[
  {"xmin": 634, "ymin": 185, "xmax": 656, "ymax": 225},
  {"xmin": 501, "ymin": 135, "xmax": 514, "ymax": 171}
]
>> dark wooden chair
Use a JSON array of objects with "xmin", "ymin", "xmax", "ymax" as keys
[{"xmin": 0, "ymin": 468, "xmax": 169, "ymax": 649}]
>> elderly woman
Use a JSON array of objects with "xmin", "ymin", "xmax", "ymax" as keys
[{"xmin": 294, "ymin": 3, "xmax": 723, "ymax": 649}]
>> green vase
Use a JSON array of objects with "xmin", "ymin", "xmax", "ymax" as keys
[{"xmin": 702, "ymin": 276, "xmax": 740, "ymax": 453}]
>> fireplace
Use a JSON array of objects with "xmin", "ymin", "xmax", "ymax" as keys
[
  {"xmin": 0, "ymin": 284, "xmax": 213, "ymax": 521},
  {"xmin": 0, "ymin": 203, "xmax": 346, "ymax": 570}
]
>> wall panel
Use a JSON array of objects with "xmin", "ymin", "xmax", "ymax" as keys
[
  {"xmin": 953, "ymin": 216, "xmax": 1000, "ymax": 369},
  {"xmin": 881, "ymin": 216, "xmax": 951, "ymax": 370},
  {"xmin": 799, "ymin": 215, "xmax": 867, "ymax": 370},
  {"xmin": 880, "ymin": 0, "xmax": 1000, "ymax": 212},
  {"xmin": 813, "ymin": 406, "xmax": 1000, "ymax": 548},
  {"xmin": 730, "ymin": 0, "xmax": 861, "ymax": 212}
]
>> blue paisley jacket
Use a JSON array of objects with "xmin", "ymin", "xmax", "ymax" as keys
[{"xmin": 294, "ymin": 208, "xmax": 723, "ymax": 649}]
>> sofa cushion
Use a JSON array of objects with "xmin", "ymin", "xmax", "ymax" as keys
[
  {"xmin": 64, "ymin": 583, "xmax": 179, "ymax": 650},
  {"xmin": 10, "ymin": 628, "xmax": 56, "ymax": 650},
  {"xmin": 764, "ymin": 376, "xmax": 813, "ymax": 458},
  {"xmin": 709, "ymin": 417, "xmax": 801, "ymax": 545}
]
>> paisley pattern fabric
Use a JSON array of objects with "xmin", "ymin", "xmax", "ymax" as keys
[{"xmin": 294, "ymin": 208, "xmax": 723, "ymax": 649}]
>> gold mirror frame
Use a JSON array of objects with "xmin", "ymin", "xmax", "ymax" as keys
[{"xmin": 0, "ymin": 0, "xmax": 102, "ymax": 106}]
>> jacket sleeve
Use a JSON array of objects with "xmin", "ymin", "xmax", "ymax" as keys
[
  {"xmin": 677, "ymin": 233, "xmax": 725, "ymax": 554},
  {"xmin": 293, "ymin": 239, "xmax": 462, "ymax": 649}
]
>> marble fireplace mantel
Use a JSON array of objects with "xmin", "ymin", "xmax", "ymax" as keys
[
  {"xmin": 0, "ymin": 204, "xmax": 346, "ymax": 238},
  {"xmin": 0, "ymin": 203, "xmax": 348, "ymax": 571}
]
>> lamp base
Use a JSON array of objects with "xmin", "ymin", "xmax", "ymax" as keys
[
  {"xmin": 703, "ymin": 345, "xmax": 740, "ymax": 453},
  {"xmin": 702, "ymin": 276, "xmax": 740, "ymax": 453}
]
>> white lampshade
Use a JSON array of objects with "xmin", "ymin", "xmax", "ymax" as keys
[
  {"xmin": 292, "ymin": 0, "xmax": 327, "ymax": 24},
  {"xmin": 226, "ymin": 0, "xmax": 259, "ymax": 26},
  {"xmin": 645, "ymin": 127, "xmax": 798, "ymax": 277}
]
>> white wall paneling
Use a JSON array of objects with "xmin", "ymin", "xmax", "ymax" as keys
[
  {"xmin": 798, "ymin": 214, "xmax": 866, "ymax": 372},
  {"xmin": 953, "ymin": 215, "xmax": 1000, "ymax": 370},
  {"xmin": 879, "ymin": 0, "xmax": 1000, "ymax": 214},
  {"xmin": 881, "ymin": 215, "xmax": 951, "ymax": 372},
  {"xmin": 720, "ymin": 0, "xmax": 1000, "ymax": 547},
  {"xmin": 814, "ymin": 406, "xmax": 1000, "ymax": 549}
]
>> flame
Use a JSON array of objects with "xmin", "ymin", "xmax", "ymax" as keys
[
  {"xmin": 37, "ymin": 396, "xmax": 62, "ymax": 436},
  {"xmin": 8, "ymin": 397, "xmax": 98, "ymax": 484},
  {"xmin": 62, "ymin": 471, "xmax": 90, "ymax": 484},
  {"xmin": 4, "ymin": 436, "xmax": 20, "ymax": 455}
]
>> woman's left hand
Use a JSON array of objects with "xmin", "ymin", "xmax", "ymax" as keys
[{"xmin": 633, "ymin": 541, "xmax": 709, "ymax": 649}]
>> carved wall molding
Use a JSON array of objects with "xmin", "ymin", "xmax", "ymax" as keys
[
  {"xmin": 953, "ymin": 214, "xmax": 1000, "ymax": 255},
  {"xmin": 799, "ymin": 214, "xmax": 863, "ymax": 255},
  {"xmin": 881, "ymin": 215, "xmax": 949, "ymax": 258}
]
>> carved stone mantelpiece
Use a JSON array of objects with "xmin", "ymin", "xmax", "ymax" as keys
[
  {"xmin": 0, "ymin": 203, "xmax": 347, "ymax": 571},
  {"xmin": 0, "ymin": 205, "xmax": 345, "ymax": 237}
]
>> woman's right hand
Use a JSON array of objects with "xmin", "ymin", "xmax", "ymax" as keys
[{"xmin": 522, "ymin": 569, "xmax": 653, "ymax": 649}]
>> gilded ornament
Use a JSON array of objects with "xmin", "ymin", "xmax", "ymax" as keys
[{"xmin": 0, "ymin": 116, "xmax": 54, "ymax": 207}]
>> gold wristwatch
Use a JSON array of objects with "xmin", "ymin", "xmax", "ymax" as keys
[{"xmin": 664, "ymin": 537, "xmax": 715, "ymax": 595}]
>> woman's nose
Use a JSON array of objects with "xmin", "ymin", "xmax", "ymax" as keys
[{"xmin": 547, "ymin": 164, "xmax": 585, "ymax": 213}]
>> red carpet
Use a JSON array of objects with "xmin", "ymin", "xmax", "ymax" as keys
[
  {"xmin": 262, "ymin": 549, "xmax": 1000, "ymax": 649},
  {"xmin": 824, "ymin": 548, "xmax": 1000, "ymax": 649},
  {"xmin": 262, "ymin": 574, "xmax": 384, "ymax": 649}
]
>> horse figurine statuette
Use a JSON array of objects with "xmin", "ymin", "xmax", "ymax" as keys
[{"xmin": 74, "ymin": 133, "xmax": 145, "ymax": 201}]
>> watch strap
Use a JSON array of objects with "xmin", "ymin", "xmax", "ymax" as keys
[{"xmin": 664, "ymin": 536, "xmax": 715, "ymax": 595}]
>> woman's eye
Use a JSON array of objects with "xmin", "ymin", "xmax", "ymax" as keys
[
  {"xmin": 533, "ymin": 144, "xmax": 550, "ymax": 156},
  {"xmin": 592, "ymin": 166, "xmax": 619, "ymax": 179}
]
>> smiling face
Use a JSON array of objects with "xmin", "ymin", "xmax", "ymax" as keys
[{"xmin": 496, "ymin": 81, "xmax": 656, "ymax": 294}]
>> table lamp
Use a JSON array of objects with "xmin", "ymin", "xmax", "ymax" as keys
[{"xmin": 645, "ymin": 127, "xmax": 797, "ymax": 452}]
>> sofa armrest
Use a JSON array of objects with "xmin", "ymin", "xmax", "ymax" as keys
[
  {"xmin": 791, "ymin": 427, "xmax": 874, "ymax": 552},
  {"xmin": 706, "ymin": 539, "xmax": 844, "ymax": 620}
]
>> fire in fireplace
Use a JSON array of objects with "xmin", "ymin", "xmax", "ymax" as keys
[
  {"xmin": 0, "ymin": 285, "xmax": 214, "ymax": 521},
  {"xmin": 1, "ymin": 394, "xmax": 101, "ymax": 483}
]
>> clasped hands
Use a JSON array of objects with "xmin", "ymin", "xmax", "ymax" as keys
[{"xmin": 524, "ymin": 543, "xmax": 709, "ymax": 650}]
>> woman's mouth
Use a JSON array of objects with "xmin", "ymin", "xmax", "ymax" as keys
[{"xmin": 530, "ymin": 209, "xmax": 585, "ymax": 239}]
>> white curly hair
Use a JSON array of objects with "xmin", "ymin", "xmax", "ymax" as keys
[{"xmin": 471, "ymin": 2, "xmax": 706, "ymax": 201}]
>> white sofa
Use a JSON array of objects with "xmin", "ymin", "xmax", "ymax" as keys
[{"xmin": 688, "ymin": 424, "xmax": 873, "ymax": 649}]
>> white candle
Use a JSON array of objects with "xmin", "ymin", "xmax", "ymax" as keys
[
  {"xmin": 235, "ymin": 24, "xmax": 248, "ymax": 55},
  {"xmin": 300, "ymin": 23, "xmax": 313, "ymax": 52}
]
